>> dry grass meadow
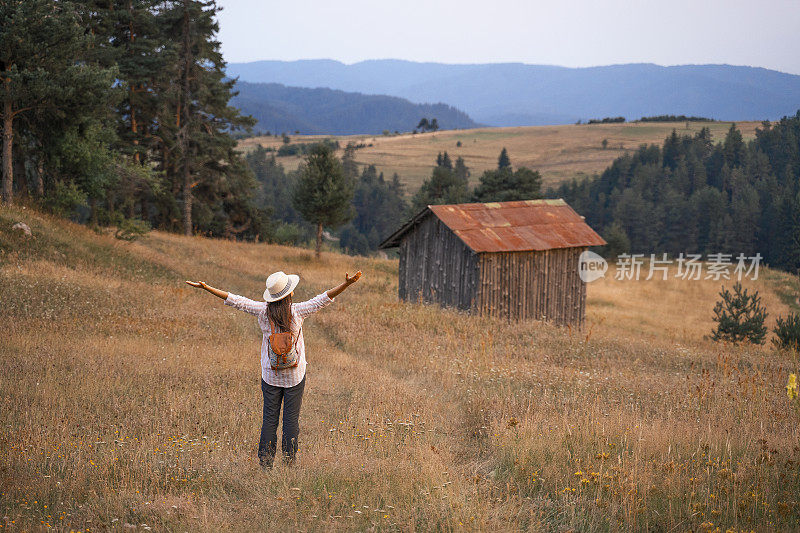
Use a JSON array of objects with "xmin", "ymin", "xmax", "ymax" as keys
[
  {"xmin": 2, "ymin": 204, "xmax": 800, "ymax": 532},
  {"xmin": 238, "ymin": 121, "xmax": 762, "ymax": 192}
]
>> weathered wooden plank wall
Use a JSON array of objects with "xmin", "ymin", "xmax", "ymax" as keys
[
  {"xmin": 398, "ymin": 216, "xmax": 588, "ymax": 326},
  {"xmin": 475, "ymin": 247, "xmax": 587, "ymax": 326},
  {"xmin": 398, "ymin": 215, "xmax": 478, "ymax": 310}
]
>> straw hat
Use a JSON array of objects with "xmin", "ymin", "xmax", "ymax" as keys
[{"xmin": 263, "ymin": 271, "xmax": 300, "ymax": 302}]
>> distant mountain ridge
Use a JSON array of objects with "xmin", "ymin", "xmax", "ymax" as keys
[
  {"xmin": 231, "ymin": 81, "xmax": 480, "ymax": 135},
  {"xmin": 227, "ymin": 59, "xmax": 800, "ymax": 126}
]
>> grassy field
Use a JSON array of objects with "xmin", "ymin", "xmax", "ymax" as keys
[
  {"xmin": 2, "ymin": 204, "xmax": 799, "ymax": 532},
  {"xmin": 238, "ymin": 121, "xmax": 762, "ymax": 192}
]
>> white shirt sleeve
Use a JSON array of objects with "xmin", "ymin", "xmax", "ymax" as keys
[
  {"xmin": 292, "ymin": 292, "xmax": 334, "ymax": 319},
  {"xmin": 224, "ymin": 293, "xmax": 267, "ymax": 316}
]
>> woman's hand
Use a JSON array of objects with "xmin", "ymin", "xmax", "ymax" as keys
[
  {"xmin": 327, "ymin": 270, "xmax": 363, "ymax": 299},
  {"xmin": 185, "ymin": 280, "xmax": 228, "ymax": 300},
  {"xmin": 345, "ymin": 271, "xmax": 362, "ymax": 285}
]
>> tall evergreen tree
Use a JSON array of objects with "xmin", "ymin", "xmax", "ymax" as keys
[
  {"xmin": 292, "ymin": 143, "xmax": 355, "ymax": 258},
  {"xmin": 341, "ymin": 142, "xmax": 359, "ymax": 180},
  {"xmin": 0, "ymin": 0, "xmax": 115, "ymax": 204},
  {"xmin": 472, "ymin": 149, "xmax": 542, "ymax": 202},
  {"xmin": 411, "ymin": 154, "xmax": 470, "ymax": 211},
  {"xmin": 497, "ymin": 147, "xmax": 511, "ymax": 170},
  {"xmin": 436, "ymin": 151, "xmax": 452, "ymax": 169},
  {"xmin": 161, "ymin": 0, "xmax": 255, "ymax": 235},
  {"xmin": 454, "ymin": 156, "xmax": 470, "ymax": 185},
  {"xmin": 723, "ymin": 123, "xmax": 745, "ymax": 168}
]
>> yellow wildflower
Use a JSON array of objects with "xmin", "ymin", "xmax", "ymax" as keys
[{"xmin": 787, "ymin": 373, "xmax": 798, "ymax": 400}]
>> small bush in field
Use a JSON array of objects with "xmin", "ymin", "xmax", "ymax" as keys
[
  {"xmin": 773, "ymin": 312, "xmax": 800, "ymax": 352},
  {"xmin": 711, "ymin": 282, "xmax": 768, "ymax": 345},
  {"xmin": 272, "ymin": 222, "xmax": 305, "ymax": 245},
  {"xmin": 114, "ymin": 216, "xmax": 150, "ymax": 241},
  {"xmin": 44, "ymin": 181, "xmax": 87, "ymax": 218}
]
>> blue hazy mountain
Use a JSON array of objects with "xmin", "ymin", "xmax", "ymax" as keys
[
  {"xmin": 227, "ymin": 59, "xmax": 800, "ymax": 126},
  {"xmin": 231, "ymin": 81, "xmax": 480, "ymax": 135}
]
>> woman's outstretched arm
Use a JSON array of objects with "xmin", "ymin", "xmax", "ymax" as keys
[
  {"xmin": 293, "ymin": 271, "xmax": 362, "ymax": 319},
  {"xmin": 187, "ymin": 281, "xmax": 266, "ymax": 316},
  {"xmin": 185, "ymin": 280, "xmax": 228, "ymax": 300},
  {"xmin": 327, "ymin": 271, "xmax": 362, "ymax": 299}
]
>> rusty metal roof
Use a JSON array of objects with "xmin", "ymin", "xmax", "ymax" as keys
[{"xmin": 379, "ymin": 199, "xmax": 606, "ymax": 252}]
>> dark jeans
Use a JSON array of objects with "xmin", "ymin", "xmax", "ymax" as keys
[{"xmin": 259, "ymin": 375, "xmax": 306, "ymax": 467}]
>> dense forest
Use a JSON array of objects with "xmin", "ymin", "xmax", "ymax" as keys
[
  {"xmin": 0, "ymin": 1, "xmax": 480, "ymax": 247},
  {"xmin": 244, "ymin": 143, "xmax": 408, "ymax": 255},
  {"xmin": 552, "ymin": 112, "xmax": 800, "ymax": 273},
  {"xmin": 231, "ymin": 82, "xmax": 480, "ymax": 135},
  {"xmin": 1, "ymin": 0, "xmax": 263, "ymax": 238},
  {"xmin": 244, "ymin": 143, "xmax": 543, "ymax": 255}
]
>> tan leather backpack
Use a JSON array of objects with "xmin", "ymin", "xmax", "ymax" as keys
[{"xmin": 267, "ymin": 318, "xmax": 301, "ymax": 370}]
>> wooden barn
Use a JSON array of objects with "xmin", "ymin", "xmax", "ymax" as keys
[{"xmin": 378, "ymin": 199, "xmax": 606, "ymax": 326}]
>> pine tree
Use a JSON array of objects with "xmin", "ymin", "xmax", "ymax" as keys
[
  {"xmin": 775, "ymin": 193, "xmax": 800, "ymax": 273},
  {"xmin": 602, "ymin": 222, "xmax": 630, "ymax": 258},
  {"xmin": 472, "ymin": 167, "xmax": 542, "ymax": 203},
  {"xmin": 0, "ymin": 0, "xmax": 115, "ymax": 204},
  {"xmin": 472, "ymin": 149, "xmax": 542, "ymax": 202},
  {"xmin": 662, "ymin": 130, "xmax": 680, "ymax": 169},
  {"xmin": 162, "ymin": 0, "xmax": 255, "ymax": 236},
  {"xmin": 436, "ymin": 151, "xmax": 452, "ymax": 169},
  {"xmin": 722, "ymin": 123, "xmax": 745, "ymax": 168},
  {"xmin": 497, "ymin": 147, "xmax": 511, "ymax": 170},
  {"xmin": 341, "ymin": 142, "xmax": 359, "ymax": 180},
  {"xmin": 711, "ymin": 282, "xmax": 768, "ymax": 345},
  {"xmin": 292, "ymin": 144, "xmax": 355, "ymax": 258},
  {"xmin": 411, "ymin": 153, "xmax": 470, "ymax": 211},
  {"xmin": 412, "ymin": 166, "xmax": 469, "ymax": 212},
  {"xmin": 77, "ymin": 0, "xmax": 168, "ymax": 221},
  {"xmin": 773, "ymin": 312, "xmax": 800, "ymax": 353},
  {"xmin": 454, "ymin": 156, "xmax": 470, "ymax": 185}
]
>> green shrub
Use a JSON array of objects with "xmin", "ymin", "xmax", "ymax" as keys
[
  {"xmin": 43, "ymin": 181, "xmax": 88, "ymax": 217},
  {"xmin": 711, "ymin": 282, "xmax": 768, "ymax": 345},
  {"xmin": 277, "ymin": 143, "xmax": 301, "ymax": 156},
  {"xmin": 272, "ymin": 222, "xmax": 305, "ymax": 245},
  {"xmin": 114, "ymin": 216, "xmax": 150, "ymax": 241},
  {"xmin": 773, "ymin": 312, "xmax": 800, "ymax": 352}
]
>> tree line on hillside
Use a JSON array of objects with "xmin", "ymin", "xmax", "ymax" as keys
[
  {"xmin": 410, "ymin": 148, "xmax": 543, "ymax": 212},
  {"xmin": 551, "ymin": 112, "xmax": 800, "ymax": 273},
  {"xmin": 244, "ymin": 142, "xmax": 543, "ymax": 256},
  {"xmin": 244, "ymin": 142, "xmax": 408, "ymax": 256},
  {"xmin": 587, "ymin": 117, "xmax": 626, "ymax": 124},
  {"xmin": 1, "ymin": 0, "xmax": 263, "ymax": 239},
  {"xmin": 639, "ymin": 115, "xmax": 713, "ymax": 123}
]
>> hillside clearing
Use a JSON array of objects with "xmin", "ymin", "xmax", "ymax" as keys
[
  {"xmin": 238, "ymin": 121, "xmax": 762, "ymax": 192},
  {"xmin": 1, "ymin": 205, "xmax": 798, "ymax": 531}
]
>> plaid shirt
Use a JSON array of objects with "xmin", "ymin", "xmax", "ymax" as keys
[{"xmin": 225, "ymin": 292, "xmax": 334, "ymax": 387}]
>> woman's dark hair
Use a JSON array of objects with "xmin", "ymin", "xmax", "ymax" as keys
[{"xmin": 267, "ymin": 294, "xmax": 293, "ymax": 332}]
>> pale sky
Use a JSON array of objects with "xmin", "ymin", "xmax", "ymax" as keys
[{"xmin": 216, "ymin": 0, "xmax": 800, "ymax": 75}]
